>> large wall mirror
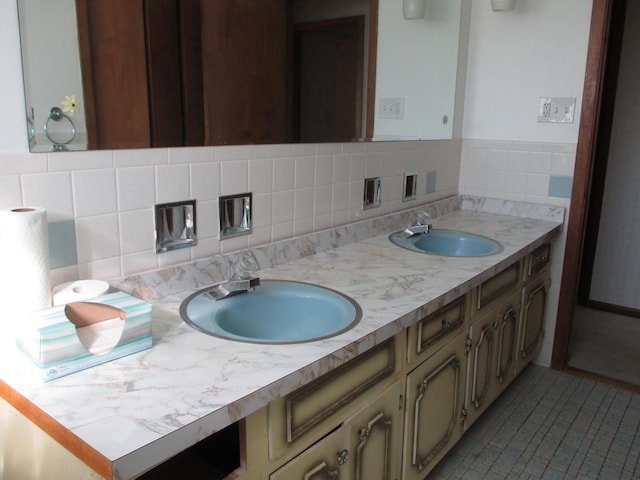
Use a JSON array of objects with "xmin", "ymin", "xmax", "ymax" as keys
[{"xmin": 17, "ymin": 0, "xmax": 462, "ymax": 152}]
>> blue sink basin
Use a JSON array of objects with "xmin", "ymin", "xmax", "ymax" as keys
[
  {"xmin": 389, "ymin": 229, "xmax": 503, "ymax": 257},
  {"xmin": 180, "ymin": 280, "xmax": 362, "ymax": 344}
]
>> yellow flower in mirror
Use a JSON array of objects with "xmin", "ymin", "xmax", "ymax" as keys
[{"xmin": 60, "ymin": 95, "xmax": 79, "ymax": 116}]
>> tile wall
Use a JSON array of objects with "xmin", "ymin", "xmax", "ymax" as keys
[
  {"xmin": 459, "ymin": 139, "xmax": 576, "ymax": 367},
  {"xmin": 0, "ymin": 140, "xmax": 461, "ymax": 289}
]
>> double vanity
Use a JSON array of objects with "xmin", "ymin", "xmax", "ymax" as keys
[{"xmin": 0, "ymin": 195, "xmax": 564, "ymax": 480}]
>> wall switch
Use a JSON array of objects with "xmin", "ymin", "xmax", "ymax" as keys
[
  {"xmin": 538, "ymin": 97, "xmax": 576, "ymax": 123},
  {"xmin": 379, "ymin": 97, "xmax": 405, "ymax": 119}
]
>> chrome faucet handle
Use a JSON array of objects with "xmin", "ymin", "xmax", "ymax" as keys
[
  {"xmin": 415, "ymin": 211, "xmax": 432, "ymax": 226},
  {"xmin": 236, "ymin": 255, "xmax": 259, "ymax": 279}
]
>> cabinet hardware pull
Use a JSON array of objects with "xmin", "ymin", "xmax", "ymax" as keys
[
  {"xmin": 471, "ymin": 325, "xmax": 493, "ymax": 409},
  {"xmin": 356, "ymin": 412, "xmax": 392, "ymax": 480},
  {"xmin": 496, "ymin": 307, "xmax": 517, "ymax": 383},
  {"xmin": 304, "ymin": 461, "xmax": 339, "ymax": 480},
  {"xmin": 336, "ymin": 449, "xmax": 349, "ymax": 465}
]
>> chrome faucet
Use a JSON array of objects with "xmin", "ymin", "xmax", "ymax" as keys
[
  {"xmin": 401, "ymin": 211, "xmax": 432, "ymax": 238},
  {"xmin": 204, "ymin": 257, "xmax": 260, "ymax": 301}
]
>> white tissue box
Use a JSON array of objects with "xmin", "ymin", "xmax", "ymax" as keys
[{"xmin": 15, "ymin": 291, "xmax": 152, "ymax": 382}]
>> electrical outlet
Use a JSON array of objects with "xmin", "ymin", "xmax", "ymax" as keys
[
  {"xmin": 379, "ymin": 97, "xmax": 405, "ymax": 119},
  {"xmin": 538, "ymin": 97, "xmax": 576, "ymax": 123}
]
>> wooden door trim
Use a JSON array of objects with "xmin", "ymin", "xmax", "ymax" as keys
[
  {"xmin": 551, "ymin": 0, "xmax": 611, "ymax": 369},
  {"xmin": 365, "ymin": 0, "xmax": 378, "ymax": 140}
]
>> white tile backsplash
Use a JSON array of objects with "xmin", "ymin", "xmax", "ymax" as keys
[
  {"xmin": 220, "ymin": 160, "xmax": 249, "ymax": 196},
  {"xmin": 272, "ymin": 189, "xmax": 294, "ymax": 224},
  {"xmin": 0, "ymin": 175, "xmax": 21, "ymax": 208},
  {"xmin": 248, "ymin": 158, "xmax": 273, "ymax": 195},
  {"xmin": 119, "ymin": 209, "xmax": 154, "ymax": 255},
  {"xmin": 190, "ymin": 162, "xmax": 220, "ymax": 201},
  {"xmin": 156, "ymin": 164, "xmax": 191, "ymax": 203},
  {"xmin": 114, "ymin": 148, "xmax": 167, "ymax": 168},
  {"xmin": 75, "ymin": 214, "xmax": 120, "ymax": 263},
  {"xmin": 314, "ymin": 155, "xmax": 333, "ymax": 186},
  {"xmin": 295, "ymin": 155, "xmax": 315, "ymax": 189},
  {"xmin": 21, "ymin": 171, "xmax": 74, "ymax": 220},
  {"xmin": 116, "ymin": 166, "xmax": 156, "ymax": 211},
  {"xmin": 294, "ymin": 187, "xmax": 314, "ymax": 220},
  {"xmin": 72, "ymin": 169, "xmax": 117, "ymax": 217},
  {"xmin": 273, "ymin": 157, "xmax": 295, "ymax": 191},
  {"xmin": 1, "ymin": 141, "xmax": 462, "ymax": 281}
]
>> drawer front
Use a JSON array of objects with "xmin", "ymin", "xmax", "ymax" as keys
[
  {"xmin": 407, "ymin": 296, "xmax": 466, "ymax": 365},
  {"xmin": 527, "ymin": 243, "xmax": 551, "ymax": 277},
  {"xmin": 270, "ymin": 425, "xmax": 350, "ymax": 480},
  {"xmin": 474, "ymin": 261, "xmax": 521, "ymax": 312},
  {"xmin": 269, "ymin": 338, "xmax": 398, "ymax": 461}
]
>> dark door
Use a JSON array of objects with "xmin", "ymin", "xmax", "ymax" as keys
[{"xmin": 294, "ymin": 17, "xmax": 364, "ymax": 143}]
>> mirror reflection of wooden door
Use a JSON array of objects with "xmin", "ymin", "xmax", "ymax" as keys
[
  {"xmin": 77, "ymin": 0, "xmax": 288, "ymax": 149},
  {"xmin": 76, "ymin": 0, "xmax": 151, "ymax": 149},
  {"xmin": 294, "ymin": 17, "xmax": 364, "ymax": 143}
]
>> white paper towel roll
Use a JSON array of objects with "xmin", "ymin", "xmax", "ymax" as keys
[
  {"xmin": 0, "ymin": 207, "xmax": 51, "ymax": 317},
  {"xmin": 52, "ymin": 279, "xmax": 110, "ymax": 306}
]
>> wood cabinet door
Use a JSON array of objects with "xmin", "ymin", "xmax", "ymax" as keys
[
  {"xmin": 518, "ymin": 276, "xmax": 550, "ymax": 371},
  {"xmin": 495, "ymin": 293, "xmax": 520, "ymax": 387},
  {"xmin": 345, "ymin": 382, "xmax": 402, "ymax": 480},
  {"xmin": 402, "ymin": 332, "xmax": 466, "ymax": 480},
  {"xmin": 467, "ymin": 313, "xmax": 495, "ymax": 423},
  {"xmin": 466, "ymin": 292, "xmax": 520, "ymax": 429}
]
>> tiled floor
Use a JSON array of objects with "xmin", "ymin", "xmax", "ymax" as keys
[
  {"xmin": 428, "ymin": 365, "xmax": 640, "ymax": 479},
  {"xmin": 569, "ymin": 306, "xmax": 640, "ymax": 386}
]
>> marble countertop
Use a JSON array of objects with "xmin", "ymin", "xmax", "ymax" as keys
[{"xmin": 0, "ymin": 197, "xmax": 564, "ymax": 479}]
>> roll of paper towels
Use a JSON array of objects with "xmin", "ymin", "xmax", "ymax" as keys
[
  {"xmin": 0, "ymin": 207, "xmax": 51, "ymax": 318},
  {"xmin": 53, "ymin": 280, "xmax": 111, "ymax": 306}
]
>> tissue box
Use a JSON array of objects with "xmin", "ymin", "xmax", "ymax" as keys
[{"xmin": 15, "ymin": 291, "xmax": 152, "ymax": 382}]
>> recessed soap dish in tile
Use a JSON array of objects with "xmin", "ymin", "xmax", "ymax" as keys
[
  {"xmin": 363, "ymin": 177, "xmax": 381, "ymax": 210},
  {"xmin": 155, "ymin": 200, "xmax": 197, "ymax": 253},
  {"xmin": 403, "ymin": 172, "xmax": 418, "ymax": 201},
  {"xmin": 220, "ymin": 193, "xmax": 252, "ymax": 239}
]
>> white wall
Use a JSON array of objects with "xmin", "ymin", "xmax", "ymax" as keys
[
  {"xmin": 0, "ymin": 1, "xmax": 28, "ymax": 150},
  {"xmin": 375, "ymin": 0, "xmax": 461, "ymax": 140},
  {"xmin": 463, "ymin": 0, "xmax": 592, "ymax": 143}
]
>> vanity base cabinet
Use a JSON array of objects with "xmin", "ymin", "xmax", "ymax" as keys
[
  {"xmin": 267, "ymin": 338, "xmax": 400, "ymax": 465},
  {"xmin": 270, "ymin": 381, "xmax": 403, "ymax": 480},
  {"xmin": 465, "ymin": 291, "xmax": 520, "ymax": 429},
  {"xmin": 402, "ymin": 331, "xmax": 467, "ymax": 480}
]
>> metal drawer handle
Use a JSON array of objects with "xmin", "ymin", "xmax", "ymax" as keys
[{"xmin": 304, "ymin": 461, "xmax": 340, "ymax": 480}]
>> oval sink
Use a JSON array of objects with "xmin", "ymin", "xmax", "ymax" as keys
[
  {"xmin": 389, "ymin": 229, "xmax": 503, "ymax": 257},
  {"xmin": 180, "ymin": 280, "xmax": 362, "ymax": 344}
]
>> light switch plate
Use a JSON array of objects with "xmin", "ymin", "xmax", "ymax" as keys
[
  {"xmin": 538, "ymin": 97, "xmax": 576, "ymax": 123},
  {"xmin": 379, "ymin": 97, "xmax": 405, "ymax": 119}
]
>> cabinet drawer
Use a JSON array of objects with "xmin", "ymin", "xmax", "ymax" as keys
[
  {"xmin": 527, "ymin": 243, "xmax": 551, "ymax": 277},
  {"xmin": 269, "ymin": 338, "xmax": 398, "ymax": 461},
  {"xmin": 270, "ymin": 423, "xmax": 350, "ymax": 480},
  {"xmin": 473, "ymin": 261, "xmax": 521, "ymax": 313},
  {"xmin": 407, "ymin": 296, "xmax": 466, "ymax": 365}
]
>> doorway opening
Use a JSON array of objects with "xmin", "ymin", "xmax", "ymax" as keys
[{"xmin": 553, "ymin": 0, "xmax": 640, "ymax": 390}]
